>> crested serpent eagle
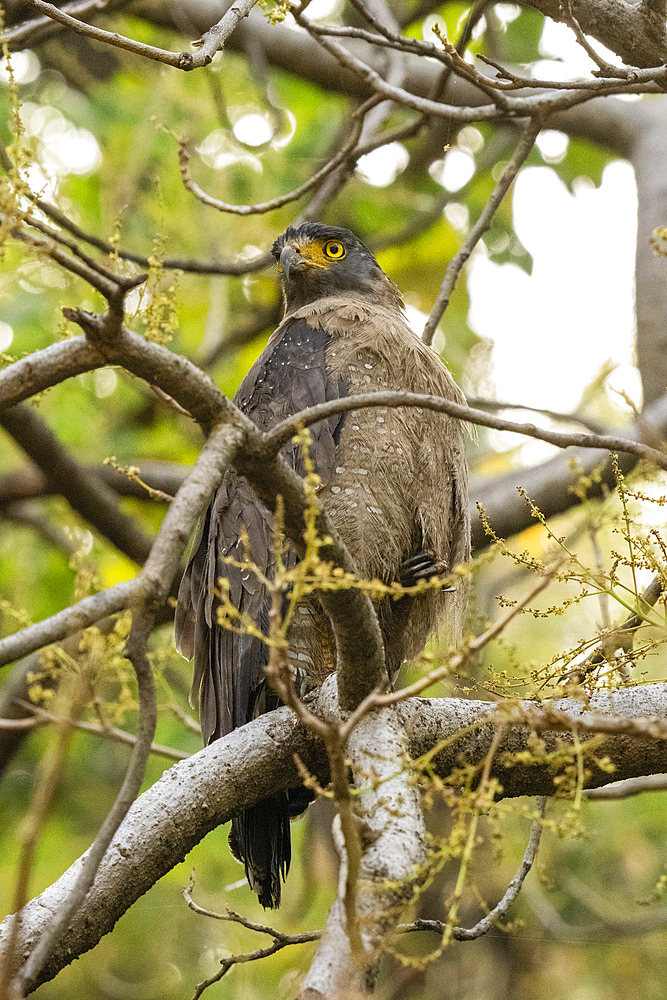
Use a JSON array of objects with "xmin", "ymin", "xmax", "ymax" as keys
[{"xmin": 176, "ymin": 223, "xmax": 470, "ymax": 908}]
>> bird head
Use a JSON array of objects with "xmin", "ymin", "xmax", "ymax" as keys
[{"xmin": 271, "ymin": 223, "xmax": 403, "ymax": 313}]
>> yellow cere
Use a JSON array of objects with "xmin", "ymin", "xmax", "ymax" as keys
[{"xmin": 280, "ymin": 238, "xmax": 347, "ymax": 271}]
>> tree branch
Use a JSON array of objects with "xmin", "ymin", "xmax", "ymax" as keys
[
  {"xmin": 0, "ymin": 337, "xmax": 104, "ymax": 412},
  {"xmin": 1, "ymin": 680, "xmax": 665, "ymax": 990},
  {"xmin": 263, "ymin": 389, "xmax": 667, "ymax": 472},
  {"xmin": 0, "ymin": 580, "xmax": 137, "ymax": 668},
  {"xmin": 525, "ymin": 0, "xmax": 667, "ymax": 69},
  {"xmin": 20, "ymin": 0, "xmax": 259, "ymax": 70},
  {"xmin": 470, "ymin": 392, "xmax": 667, "ymax": 549},
  {"xmin": 0, "ymin": 403, "xmax": 154, "ymax": 564}
]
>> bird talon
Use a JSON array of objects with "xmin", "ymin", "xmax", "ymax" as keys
[{"xmin": 399, "ymin": 551, "xmax": 454, "ymax": 588}]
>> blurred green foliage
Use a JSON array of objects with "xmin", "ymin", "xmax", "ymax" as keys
[{"xmin": 1, "ymin": 5, "xmax": 665, "ymax": 1000}]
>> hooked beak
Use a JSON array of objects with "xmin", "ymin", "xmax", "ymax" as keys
[{"xmin": 279, "ymin": 244, "xmax": 306, "ymax": 281}]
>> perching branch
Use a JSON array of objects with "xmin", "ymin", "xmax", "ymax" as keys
[{"xmin": 1, "ymin": 680, "xmax": 665, "ymax": 991}]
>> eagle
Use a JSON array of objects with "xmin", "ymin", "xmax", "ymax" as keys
[{"xmin": 175, "ymin": 222, "xmax": 470, "ymax": 908}]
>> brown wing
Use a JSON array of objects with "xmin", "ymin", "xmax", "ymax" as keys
[{"xmin": 175, "ymin": 317, "xmax": 347, "ymax": 743}]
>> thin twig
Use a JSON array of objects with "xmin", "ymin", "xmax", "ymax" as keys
[
  {"xmin": 295, "ymin": 10, "xmax": 660, "ymax": 123},
  {"xmin": 400, "ymin": 797, "xmax": 544, "ymax": 939},
  {"xmin": 559, "ymin": 573, "xmax": 665, "ymax": 683},
  {"xmin": 13, "ymin": 701, "xmax": 189, "ymax": 762},
  {"xmin": 466, "ymin": 397, "xmax": 606, "ymax": 434},
  {"xmin": 563, "ymin": 0, "xmax": 621, "ymax": 76},
  {"xmin": 423, "ymin": 119, "xmax": 540, "ymax": 344},
  {"xmin": 178, "ymin": 103, "xmax": 367, "ymax": 215},
  {"xmin": 15, "ymin": 610, "xmax": 158, "ymax": 993}
]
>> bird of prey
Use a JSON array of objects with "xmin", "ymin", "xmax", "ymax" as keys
[{"xmin": 176, "ymin": 222, "xmax": 470, "ymax": 908}]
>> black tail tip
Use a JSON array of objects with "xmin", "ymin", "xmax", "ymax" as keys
[{"xmin": 229, "ymin": 797, "xmax": 292, "ymax": 909}]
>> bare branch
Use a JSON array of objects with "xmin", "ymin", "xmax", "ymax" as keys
[
  {"xmin": 422, "ymin": 119, "xmax": 540, "ymax": 345},
  {"xmin": 0, "ymin": 337, "xmax": 105, "ymax": 412},
  {"xmin": 19, "ymin": 0, "xmax": 259, "ymax": 70},
  {"xmin": 4, "ymin": 217, "xmax": 135, "ymax": 302},
  {"xmin": 0, "ymin": 404, "xmax": 154, "ymax": 564},
  {"xmin": 12, "ymin": 701, "xmax": 189, "ymax": 762},
  {"xmin": 3, "ymin": 0, "xmax": 128, "ymax": 49},
  {"xmin": 406, "ymin": 796, "xmax": 547, "ymax": 941},
  {"xmin": 466, "ymin": 397, "xmax": 606, "ymax": 434},
  {"xmin": 525, "ymin": 0, "xmax": 667, "ymax": 69},
  {"xmin": 0, "ymin": 580, "xmax": 137, "ymax": 669},
  {"xmin": 178, "ymin": 102, "xmax": 368, "ymax": 215},
  {"xmin": 263, "ymin": 390, "xmax": 667, "ymax": 473},
  {"xmin": 584, "ymin": 773, "xmax": 667, "ymax": 799},
  {"xmin": 189, "ymin": 0, "xmax": 260, "ymax": 67},
  {"xmin": 470, "ymin": 392, "xmax": 667, "ymax": 549},
  {"xmin": 295, "ymin": 8, "xmax": 660, "ymax": 123},
  {"xmin": 183, "ymin": 880, "xmax": 320, "ymax": 997}
]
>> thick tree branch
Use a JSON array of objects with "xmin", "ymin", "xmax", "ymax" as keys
[
  {"xmin": 0, "ymin": 681, "xmax": 664, "ymax": 991},
  {"xmin": 299, "ymin": 705, "xmax": 426, "ymax": 997},
  {"xmin": 0, "ymin": 337, "xmax": 105, "ymax": 412}
]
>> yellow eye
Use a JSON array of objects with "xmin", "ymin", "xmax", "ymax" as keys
[{"xmin": 323, "ymin": 240, "xmax": 346, "ymax": 259}]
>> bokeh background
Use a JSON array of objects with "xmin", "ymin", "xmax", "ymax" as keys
[{"xmin": 1, "ymin": 2, "xmax": 665, "ymax": 997}]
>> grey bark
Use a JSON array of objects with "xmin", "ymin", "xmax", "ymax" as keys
[
  {"xmin": 523, "ymin": 0, "xmax": 667, "ymax": 69},
  {"xmin": 299, "ymin": 706, "xmax": 427, "ymax": 998},
  {"xmin": 1, "ymin": 680, "xmax": 665, "ymax": 992},
  {"xmin": 631, "ymin": 103, "xmax": 667, "ymax": 405}
]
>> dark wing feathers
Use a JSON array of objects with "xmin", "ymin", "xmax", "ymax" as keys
[
  {"xmin": 176, "ymin": 317, "xmax": 348, "ymax": 745},
  {"xmin": 175, "ymin": 316, "xmax": 348, "ymax": 908}
]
